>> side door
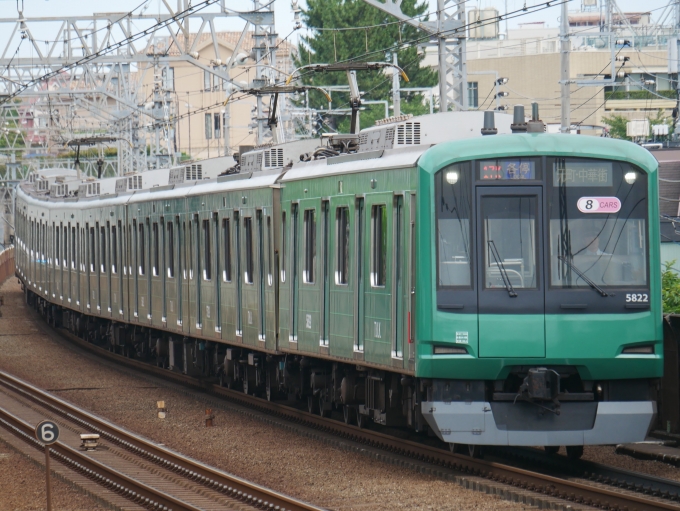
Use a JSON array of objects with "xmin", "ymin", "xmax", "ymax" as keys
[{"xmin": 476, "ymin": 186, "xmax": 545, "ymax": 358}]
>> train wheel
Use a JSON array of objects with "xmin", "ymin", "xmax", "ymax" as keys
[
  {"xmin": 265, "ymin": 372, "xmax": 272, "ymax": 401},
  {"xmin": 319, "ymin": 397, "xmax": 331, "ymax": 418},
  {"xmin": 566, "ymin": 446, "xmax": 584, "ymax": 459},
  {"xmin": 544, "ymin": 446, "xmax": 560, "ymax": 455},
  {"xmin": 343, "ymin": 405, "xmax": 353, "ymax": 425},
  {"xmin": 307, "ymin": 396, "xmax": 317, "ymax": 414}
]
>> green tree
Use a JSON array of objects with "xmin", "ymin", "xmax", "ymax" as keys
[
  {"xmin": 662, "ymin": 260, "xmax": 680, "ymax": 314},
  {"xmin": 295, "ymin": 0, "xmax": 438, "ymax": 133},
  {"xmin": 601, "ymin": 114, "xmax": 631, "ymax": 140}
]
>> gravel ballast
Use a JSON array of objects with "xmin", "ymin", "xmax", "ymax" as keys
[{"xmin": 0, "ymin": 278, "xmax": 532, "ymax": 511}]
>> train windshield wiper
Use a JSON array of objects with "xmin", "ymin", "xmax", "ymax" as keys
[
  {"xmin": 487, "ymin": 240, "xmax": 517, "ymax": 298},
  {"xmin": 558, "ymin": 255, "xmax": 608, "ymax": 297}
]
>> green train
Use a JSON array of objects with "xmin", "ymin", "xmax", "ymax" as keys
[{"xmin": 14, "ymin": 108, "xmax": 661, "ymax": 457}]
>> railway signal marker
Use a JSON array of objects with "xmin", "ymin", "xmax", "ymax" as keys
[{"xmin": 35, "ymin": 420, "xmax": 60, "ymax": 511}]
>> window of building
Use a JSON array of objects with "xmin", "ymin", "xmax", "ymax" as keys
[
  {"xmin": 336, "ymin": 207, "xmax": 350, "ymax": 285},
  {"xmin": 222, "ymin": 218, "xmax": 231, "ymax": 282},
  {"xmin": 467, "ymin": 82, "xmax": 479, "ymax": 108},
  {"xmin": 303, "ymin": 209, "xmax": 316, "ymax": 284},
  {"xmin": 203, "ymin": 219, "xmax": 211, "ymax": 280},
  {"xmin": 214, "ymin": 113, "xmax": 221, "ymax": 138},
  {"xmin": 167, "ymin": 221, "xmax": 174, "ymax": 278},
  {"xmin": 203, "ymin": 69, "xmax": 211, "ymax": 91},
  {"xmin": 204, "ymin": 113, "xmax": 212, "ymax": 140},
  {"xmin": 244, "ymin": 217, "xmax": 254, "ymax": 284},
  {"xmin": 371, "ymin": 205, "xmax": 387, "ymax": 287}
]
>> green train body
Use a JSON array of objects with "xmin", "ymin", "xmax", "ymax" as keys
[{"xmin": 13, "ymin": 111, "xmax": 661, "ymax": 449}]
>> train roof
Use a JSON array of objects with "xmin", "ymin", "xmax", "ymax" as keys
[{"xmin": 418, "ymin": 132, "xmax": 660, "ymax": 174}]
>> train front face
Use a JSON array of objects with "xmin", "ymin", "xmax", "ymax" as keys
[{"xmin": 417, "ymin": 134, "xmax": 662, "ymax": 447}]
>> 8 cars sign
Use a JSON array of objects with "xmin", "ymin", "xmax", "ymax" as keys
[{"xmin": 577, "ymin": 197, "xmax": 621, "ymax": 214}]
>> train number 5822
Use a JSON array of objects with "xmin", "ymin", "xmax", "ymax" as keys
[{"xmin": 625, "ymin": 293, "xmax": 648, "ymax": 303}]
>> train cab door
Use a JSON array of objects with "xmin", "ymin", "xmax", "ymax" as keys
[{"xmin": 475, "ymin": 186, "xmax": 545, "ymax": 358}]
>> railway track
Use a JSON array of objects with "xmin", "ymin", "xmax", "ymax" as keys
[
  {"xmin": 0, "ymin": 370, "xmax": 325, "ymax": 511},
  {"xmin": 42, "ymin": 321, "xmax": 680, "ymax": 511}
]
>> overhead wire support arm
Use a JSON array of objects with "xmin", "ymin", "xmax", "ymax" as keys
[{"xmin": 286, "ymin": 62, "xmax": 408, "ymax": 134}]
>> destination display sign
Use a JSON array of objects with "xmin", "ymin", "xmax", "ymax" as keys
[
  {"xmin": 553, "ymin": 161, "xmax": 613, "ymax": 187},
  {"xmin": 479, "ymin": 160, "xmax": 535, "ymax": 180}
]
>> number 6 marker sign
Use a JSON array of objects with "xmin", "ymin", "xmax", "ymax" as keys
[{"xmin": 577, "ymin": 197, "xmax": 621, "ymax": 214}]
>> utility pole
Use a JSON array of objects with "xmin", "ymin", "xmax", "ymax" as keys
[
  {"xmin": 560, "ymin": 0, "xmax": 570, "ymax": 133},
  {"xmin": 392, "ymin": 52, "xmax": 401, "ymax": 117},
  {"xmin": 675, "ymin": 0, "xmax": 680, "ymax": 136}
]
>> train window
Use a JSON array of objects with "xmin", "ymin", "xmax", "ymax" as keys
[
  {"xmin": 139, "ymin": 223, "xmax": 146, "ymax": 275},
  {"xmin": 111, "ymin": 226, "xmax": 118, "ymax": 274},
  {"xmin": 89, "ymin": 226, "xmax": 95, "ymax": 272},
  {"xmin": 188, "ymin": 220, "xmax": 193, "ymax": 280},
  {"xmin": 203, "ymin": 219, "xmax": 211, "ymax": 281},
  {"xmin": 303, "ymin": 209, "xmax": 316, "ymax": 284},
  {"xmin": 548, "ymin": 158, "xmax": 648, "ymax": 289},
  {"xmin": 267, "ymin": 216, "xmax": 273, "ymax": 286},
  {"xmin": 336, "ymin": 207, "xmax": 350, "ymax": 285},
  {"xmin": 153, "ymin": 222, "xmax": 159, "ymax": 277},
  {"xmin": 222, "ymin": 218, "xmax": 231, "ymax": 282},
  {"xmin": 371, "ymin": 205, "xmax": 387, "ymax": 287},
  {"xmin": 71, "ymin": 226, "xmax": 76, "ymax": 269},
  {"xmin": 63, "ymin": 226, "xmax": 68, "ymax": 267},
  {"xmin": 481, "ymin": 195, "xmax": 538, "ymax": 290},
  {"xmin": 244, "ymin": 217, "xmax": 254, "ymax": 284},
  {"xmin": 100, "ymin": 226, "xmax": 106, "ymax": 273},
  {"xmin": 435, "ymin": 162, "xmax": 472, "ymax": 289},
  {"xmin": 55, "ymin": 226, "xmax": 60, "ymax": 267},
  {"xmin": 167, "ymin": 222, "xmax": 174, "ymax": 278},
  {"xmin": 281, "ymin": 212, "xmax": 286, "ymax": 283}
]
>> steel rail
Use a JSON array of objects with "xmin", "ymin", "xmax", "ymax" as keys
[
  {"xmin": 0, "ymin": 406, "xmax": 202, "ymax": 511},
  {"xmin": 51, "ymin": 326, "xmax": 680, "ymax": 511},
  {"xmin": 0, "ymin": 370, "xmax": 325, "ymax": 511}
]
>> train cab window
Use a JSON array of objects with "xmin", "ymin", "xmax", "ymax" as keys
[
  {"xmin": 111, "ymin": 226, "xmax": 118, "ymax": 274},
  {"xmin": 371, "ymin": 205, "xmax": 387, "ymax": 287},
  {"xmin": 481, "ymin": 196, "xmax": 538, "ymax": 290},
  {"xmin": 336, "ymin": 206, "xmax": 350, "ymax": 285},
  {"xmin": 203, "ymin": 219, "xmax": 211, "ymax": 281},
  {"xmin": 244, "ymin": 217, "xmax": 254, "ymax": 284},
  {"xmin": 139, "ymin": 223, "xmax": 146, "ymax": 276},
  {"xmin": 167, "ymin": 222, "xmax": 174, "ymax": 278},
  {"xmin": 222, "ymin": 218, "xmax": 232, "ymax": 282},
  {"xmin": 153, "ymin": 222, "xmax": 160, "ymax": 277},
  {"xmin": 548, "ymin": 158, "xmax": 648, "ymax": 289},
  {"xmin": 89, "ymin": 227, "xmax": 96, "ymax": 272},
  {"xmin": 100, "ymin": 226, "xmax": 107, "ymax": 273},
  {"xmin": 435, "ymin": 162, "xmax": 473, "ymax": 289},
  {"xmin": 303, "ymin": 209, "xmax": 316, "ymax": 284}
]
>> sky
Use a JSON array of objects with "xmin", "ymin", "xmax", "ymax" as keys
[{"xmin": 0, "ymin": 0, "xmax": 671, "ymax": 55}]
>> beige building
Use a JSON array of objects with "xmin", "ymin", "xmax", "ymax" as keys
[{"xmin": 136, "ymin": 31, "xmax": 293, "ymax": 162}]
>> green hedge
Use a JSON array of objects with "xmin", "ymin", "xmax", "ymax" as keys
[{"xmin": 605, "ymin": 90, "xmax": 676, "ymax": 100}]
